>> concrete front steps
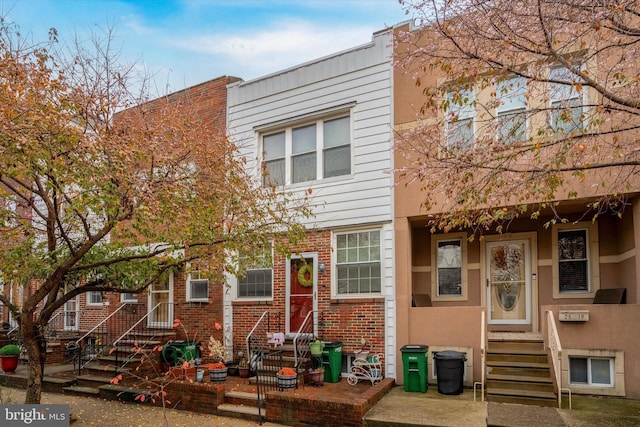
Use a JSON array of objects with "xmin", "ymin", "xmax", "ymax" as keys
[
  {"xmin": 486, "ymin": 335, "xmax": 557, "ymax": 407},
  {"xmin": 218, "ymin": 390, "xmax": 262, "ymax": 422}
]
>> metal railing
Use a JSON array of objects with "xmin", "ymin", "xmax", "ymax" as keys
[
  {"xmin": 111, "ymin": 302, "xmax": 173, "ymax": 373},
  {"xmin": 73, "ymin": 302, "xmax": 145, "ymax": 373},
  {"xmin": 245, "ymin": 310, "xmax": 282, "ymax": 357},
  {"xmin": 246, "ymin": 310, "xmax": 284, "ymax": 425},
  {"xmin": 474, "ymin": 310, "xmax": 486, "ymax": 402},
  {"xmin": 293, "ymin": 310, "xmax": 315, "ymax": 370},
  {"xmin": 547, "ymin": 310, "xmax": 571, "ymax": 409}
]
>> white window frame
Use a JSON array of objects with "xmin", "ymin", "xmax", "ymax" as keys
[
  {"xmin": 187, "ymin": 270, "xmax": 209, "ymax": 302},
  {"xmin": 550, "ymin": 65, "xmax": 585, "ymax": 134},
  {"xmin": 260, "ymin": 112, "xmax": 352, "ymax": 187},
  {"xmin": 121, "ymin": 292, "xmax": 138, "ymax": 303},
  {"xmin": 87, "ymin": 291, "xmax": 103, "ymax": 306},
  {"xmin": 552, "ymin": 221, "xmax": 600, "ymax": 299},
  {"xmin": 445, "ymin": 89, "xmax": 475, "ymax": 149},
  {"xmin": 496, "ymin": 76, "xmax": 528, "ymax": 143},
  {"xmin": 236, "ymin": 249, "xmax": 273, "ymax": 300},
  {"xmin": 430, "ymin": 232, "xmax": 468, "ymax": 301},
  {"xmin": 333, "ymin": 228, "xmax": 382, "ymax": 298}
]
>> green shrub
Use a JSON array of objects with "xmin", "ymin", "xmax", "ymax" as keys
[{"xmin": 0, "ymin": 344, "xmax": 21, "ymax": 356}]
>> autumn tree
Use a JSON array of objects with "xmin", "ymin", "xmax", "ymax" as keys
[
  {"xmin": 0, "ymin": 21, "xmax": 309, "ymax": 403},
  {"xmin": 395, "ymin": 0, "xmax": 640, "ymax": 233}
]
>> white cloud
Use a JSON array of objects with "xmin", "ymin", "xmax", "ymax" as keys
[{"xmin": 166, "ymin": 19, "xmax": 378, "ymax": 77}]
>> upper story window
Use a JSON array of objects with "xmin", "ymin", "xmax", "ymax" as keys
[
  {"xmin": 334, "ymin": 229, "xmax": 381, "ymax": 296},
  {"xmin": 445, "ymin": 89, "xmax": 475, "ymax": 149},
  {"xmin": 187, "ymin": 270, "xmax": 209, "ymax": 302},
  {"xmin": 552, "ymin": 221, "xmax": 600, "ymax": 299},
  {"xmin": 496, "ymin": 77, "xmax": 528, "ymax": 143},
  {"xmin": 262, "ymin": 114, "xmax": 351, "ymax": 187},
  {"xmin": 550, "ymin": 66, "xmax": 583, "ymax": 134},
  {"xmin": 431, "ymin": 232, "xmax": 468, "ymax": 301},
  {"xmin": 121, "ymin": 292, "xmax": 138, "ymax": 303},
  {"xmin": 237, "ymin": 249, "xmax": 273, "ymax": 299}
]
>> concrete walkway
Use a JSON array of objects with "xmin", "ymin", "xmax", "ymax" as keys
[{"xmin": 363, "ymin": 386, "xmax": 640, "ymax": 427}]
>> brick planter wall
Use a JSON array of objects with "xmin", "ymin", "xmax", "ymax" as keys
[{"xmin": 265, "ymin": 378, "xmax": 394, "ymax": 426}]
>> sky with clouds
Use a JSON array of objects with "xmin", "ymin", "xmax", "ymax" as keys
[{"xmin": 2, "ymin": 0, "xmax": 412, "ymax": 95}]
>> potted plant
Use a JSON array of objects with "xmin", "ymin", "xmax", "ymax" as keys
[
  {"xmin": 0, "ymin": 344, "xmax": 21, "ymax": 374},
  {"xmin": 276, "ymin": 367, "xmax": 297, "ymax": 389},
  {"xmin": 238, "ymin": 357, "xmax": 250, "ymax": 378},
  {"xmin": 207, "ymin": 336, "xmax": 229, "ymax": 382}
]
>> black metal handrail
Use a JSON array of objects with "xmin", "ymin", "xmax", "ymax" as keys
[
  {"xmin": 112, "ymin": 302, "xmax": 174, "ymax": 373},
  {"xmin": 74, "ymin": 302, "xmax": 145, "ymax": 374}
]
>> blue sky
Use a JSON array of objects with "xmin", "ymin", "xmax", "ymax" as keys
[{"xmin": 2, "ymin": 0, "xmax": 412, "ymax": 94}]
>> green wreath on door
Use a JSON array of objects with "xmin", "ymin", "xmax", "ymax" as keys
[{"xmin": 297, "ymin": 263, "xmax": 313, "ymax": 287}]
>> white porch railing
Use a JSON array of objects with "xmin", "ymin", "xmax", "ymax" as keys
[
  {"xmin": 547, "ymin": 310, "xmax": 571, "ymax": 409},
  {"xmin": 474, "ymin": 310, "xmax": 486, "ymax": 402}
]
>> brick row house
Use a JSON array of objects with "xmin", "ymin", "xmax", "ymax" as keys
[{"xmin": 18, "ymin": 13, "xmax": 640, "ymax": 406}]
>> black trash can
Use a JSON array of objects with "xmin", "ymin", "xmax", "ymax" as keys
[{"xmin": 433, "ymin": 350, "xmax": 466, "ymax": 395}]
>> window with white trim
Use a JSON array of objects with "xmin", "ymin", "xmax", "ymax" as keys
[
  {"xmin": 550, "ymin": 66, "xmax": 583, "ymax": 134},
  {"xmin": 187, "ymin": 270, "xmax": 209, "ymax": 302},
  {"xmin": 552, "ymin": 221, "xmax": 599, "ymax": 298},
  {"xmin": 87, "ymin": 291, "xmax": 103, "ymax": 306},
  {"xmin": 496, "ymin": 77, "xmax": 528, "ymax": 143},
  {"xmin": 569, "ymin": 356, "xmax": 614, "ymax": 387},
  {"xmin": 445, "ymin": 89, "xmax": 474, "ymax": 149},
  {"xmin": 121, "ymin": 293, "xmax": 138, "ymax": 302},
  {"xmin": 335, "ymin": 230, "xmax": 381, "ymax": 296},
  {"xmin": 431, "ymin": 232, "xmax": 468, "ymax": 301},
  {"xmin": 237, "ymin": 250, "xmax": 273, "ymax": 299},
  {"xmin": 261, "ymin": 114, "xmax": 351, "ymax": 187}
]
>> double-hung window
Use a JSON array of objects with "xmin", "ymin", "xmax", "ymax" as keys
[
  {"xmin": 496, "ymin": 77, "xmax": 528, "ymax": 143},
  {"xmin": 261, "ymin": 114, "xmax": 351, "ymax": 187},
  {"xmin": 552, "ymin": 222, "xmax": 600, "ymax": 298},
  {"xmin": 187, "ymin": 270, "xmax": 209, "ymax": 302},
  {"xmin": 238, "ymin": 250, "xmax": 273, "ymax": 299},
  {"xmin": 335, "ymin": 230, "xmax": 381, "ymax": 296},
  {"xmin": 263, "ymin": 132, "xmax": 286, "ymax": 187},
  {"xmin": 445, "ymin": 89, "xmax": 475, "ymax": 149},
  {"xmin": 431, "ymin": 233, "xmax": 468, "ymax": 301},
  {"xmin": 550, "ymin": 66, "xmax": 583, "ymax": 133}
]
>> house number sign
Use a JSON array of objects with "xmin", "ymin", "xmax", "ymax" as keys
[{"xmin": 559, "ymin": 310, "xmax": 590, "ymax": 322}]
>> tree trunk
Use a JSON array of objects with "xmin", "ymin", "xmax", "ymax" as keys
[{"xmin": 21, "ymin": 318, "xmax": 46, "ymax": 404}]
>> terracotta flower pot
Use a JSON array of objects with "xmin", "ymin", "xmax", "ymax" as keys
[{"xmin": 1, "ymin": 355, "xmax": 19, "ymax": 374}]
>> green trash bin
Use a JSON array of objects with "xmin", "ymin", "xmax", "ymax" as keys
[
  {"xmin": 321, "ymin": 341, "xmax": 342, "ymax": 383},
  {"xmin": 401, "ymin": 344, "xmax": 428, "ymax": 393},
  {"xmin": 161, "ymin": 340, "xmax": 201, "ymax": 366}
]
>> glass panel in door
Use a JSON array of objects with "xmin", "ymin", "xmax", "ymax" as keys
[
  {"xmin": 288, "ymin": 257, "xmax": 314, "ymax": 335},
  {"xmin": 148, "ymin": 271, "xmax": 173, "ymax": 328},
  {"xmin": 487, "ymin": 241, "xmax": 530, "ymax": 324}
]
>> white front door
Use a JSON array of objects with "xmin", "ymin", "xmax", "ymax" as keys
[
  {"xmin": 64, "ymin": 297, "xmax": 79, "ymax": 331},
  {"xmin": 486, "ymin": 240, "xmax": 531, "ymax": 325},
  {"xmin": 286, "ymin": 253, "xmax": 318, "ymax": 337},
  {"xmin": 147, "ymin": 271, "xmax": 174, "ymax": 328}
]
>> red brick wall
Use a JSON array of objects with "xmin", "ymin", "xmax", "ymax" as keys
[{"xmin": 232, "ymin": 230, "xmax": 385, "ymax": 358}]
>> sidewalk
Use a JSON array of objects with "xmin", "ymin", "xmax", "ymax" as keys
[{"xmin": 364, "ymin": 386, "xmax": 640, "ymax": 427}]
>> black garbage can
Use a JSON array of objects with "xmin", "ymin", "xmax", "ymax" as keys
[{"xmin": 433, "ymin": 350, "xmax": 466, "ymax": 395}]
